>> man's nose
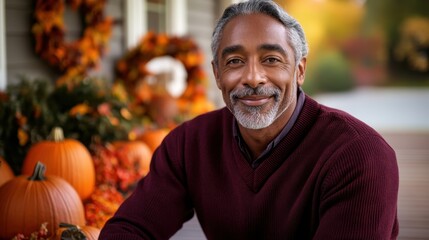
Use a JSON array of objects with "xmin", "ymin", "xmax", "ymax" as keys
[{"xmin": 242, "ymin": 59, "xmax": 267, "ymax": 88}]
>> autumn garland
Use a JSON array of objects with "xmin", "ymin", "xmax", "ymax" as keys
[
  {"xmin": 115, "ymin": 32, "xmax": 215, "ymax": 120},
  {"xmin": 32, "ymin": 0, "xmax": 112, "ymax": 85}
]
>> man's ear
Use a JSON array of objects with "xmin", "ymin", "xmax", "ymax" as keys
[
  {"xmin": 297, "ymin": 57, "xmax": 307, "ymax": 87},
  {"xmin": 211, "ymin": 60, "xmax": 221, "ymax": 89}
]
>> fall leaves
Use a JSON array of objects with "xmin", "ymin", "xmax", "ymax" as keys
[{"xmin": 32, "ymin": 0, "xmax": 112, "ymax": 85}]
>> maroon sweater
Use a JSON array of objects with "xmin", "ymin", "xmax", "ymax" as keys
[{"xmin": 100, "ymin": 96, "xmax": 399, "ymax": 240}]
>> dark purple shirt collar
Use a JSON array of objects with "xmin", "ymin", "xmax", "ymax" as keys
[{"xmin": 233, "ymin": 87, "xmax": 306, "ymax": 168}]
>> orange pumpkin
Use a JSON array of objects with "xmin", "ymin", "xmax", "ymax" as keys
[
  {"xmin": 56, "ymin": 223, "xmax": 100, "ymax": 240},
  {"xmin": 21, "ymin": 127, "xmax": 95, "ymax": 199},
  {"xmin": 0, "ymin": 157, "xmax": 14, "ymax": 187},
  {"xmin": 138, "ymin": 128, "xmax": 170, "ymax": 152},
  {"xmin": 112, "ymin": 140, "xmax": 153, "ymax": 177},
  {"xmin": 0, "ymin": 162, "xmax": 85, "ymax": 239}
]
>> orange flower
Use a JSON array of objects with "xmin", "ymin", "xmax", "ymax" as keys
[
  {"xmin": 186, "ymin": 52, "xmax": 203, "ymax": 67},
  {"xmin": 112, "ymin": 82, "xmax": 129, "ymax": 103},
  {"xmin": 84, "ymin": 184, "xmax": 124, "ymax": 228},
  {"xmin": 128, "ymin": 131, "xmax": 137, "ymax": 141},
  {"xmin": 54, "ymin": 47, "xmax": 66, "ymax": 60},
  {"xmin": 69, "ymin": 103, "xmax": 92, "ymax": 116},
  {"xmin": 157, "ymin": 34, "xmax": 169, "ymax": 46},
  {"xmin": 120, "ymin": 108, "xmax": 132, "ymax": 120},
  {"xmin": 97, "ymin": 103, "xmax": 111, "ymax": 116},
  {"xmin": 15, "ymin": 112, "xmax": 27, "ymax": 127},
  {"xmin": 18, "ymin": 129, "xmax": 29, "ymax": 146},
  {"xmin": 108, "ymin": 116, "xmax": 119, "ymax": 126},
  {"xmin": 134, "ymin": 81, "xmax": 152, "ymax": 103}
]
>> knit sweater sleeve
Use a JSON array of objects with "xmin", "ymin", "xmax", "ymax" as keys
[
  {"xmin": 313, "ymin": 133, "xmax": 399, "ymax": 240},
  {"xmin": 98, "ymin": 126, "xmax": 194, "ymax": 240}
]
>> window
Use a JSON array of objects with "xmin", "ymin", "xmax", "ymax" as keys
[
  {"xmin": 147, "ymin": 0, "xmax": 167, "ymax": 33},
  {"xmin": 124, "ymin": 0, "xmax": 187, "ymax": 48}
]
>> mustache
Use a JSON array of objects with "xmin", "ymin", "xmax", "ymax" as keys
[{"xmin": 230, "ymin": 86, "xmax": 281, "ymax": 102}]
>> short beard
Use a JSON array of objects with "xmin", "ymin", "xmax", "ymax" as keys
[{"xmin": 229, "ymin": 86, "xmax": 281, "ymax": 129}]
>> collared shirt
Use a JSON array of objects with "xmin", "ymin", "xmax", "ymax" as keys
[{"xmin": 233, "ymin": 87, "xmax": 306, "ymax": 168}]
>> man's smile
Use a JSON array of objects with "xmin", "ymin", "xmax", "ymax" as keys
[{"xmin": 239, "ymin": 95, "xmax": 272, "ymax": 106}]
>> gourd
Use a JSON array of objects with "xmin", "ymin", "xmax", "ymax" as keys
[
  {"xmin": 0, "ymin": 162, "xmax": 85, "ymax": 239},
  {"xmin": 0, "ymin": 157, "xmax": 14, "ymax": 187},
  {"xmin": 21, "ymin": 127, "xmax": 95, "ymax": 199},
  {"xmin": 112, "ymin": 140, "xmax": 152, "ymax": 177},
  {"xmin": 55, "ymin": 223, "xmax": 100, "ymax": 240}
]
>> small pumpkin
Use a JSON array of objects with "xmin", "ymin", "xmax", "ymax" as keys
[
  {"xmin": 112, "ymin": 140, "xmax": 153, "ymax": 177},
  {"xmin": 21, "ymin": 127, "xmax": 95, "ymax": 199},
  {"xmin": 0, "ymin": 156, "xmax": 14, "ymax": 187},
  {"xmin": 138, "ymin": 128, "xmax": 169, "ymax": 152},
  {"xmin": 56, "ymin": 223, "xmax": 100, "ymax": 240},
  {"xmin": 0, "ymin": 162, "xmax": 86, "ymax": 239}
]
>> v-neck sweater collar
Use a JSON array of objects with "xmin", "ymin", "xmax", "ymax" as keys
[
  {"xmin": 233, "ymin": 88, "xmax": 306, "ymax": 168},
  {"xmin": 229, "ymin": 95, "xmax": 320, "ymax": 192}
]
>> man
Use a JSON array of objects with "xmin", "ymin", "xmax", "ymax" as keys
[{"xmin": 100, "ymin": 0, "xmax": 399, "ymax": 239}]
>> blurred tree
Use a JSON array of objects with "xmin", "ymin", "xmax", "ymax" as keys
[
  {"xmin": 305, "ymin": 49, "xmax": 355, "ymax": 94},
  {"xmin": 276, "ymin": 0, "xmax": 365, "ymax": 92},
  {"xmin": 276, "ymin": 0, "xmax": 364, "ymax": 58},
  {"xmin": 363, "ymin": 0, "xmax": 429, "ymax": 37},
  {"xmin": 394, "ymin": 17, "xmax": 429, "ymax": 73},
  {"xmin": 363, "ymin": 0, "xmax": 429, "ymax": 78}
]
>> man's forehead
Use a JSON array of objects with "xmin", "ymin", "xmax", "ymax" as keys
[
  {"xmin": 220, "ymin": 43, "xmax": 288, "ymax": 59},
  {"xmin": 219, "ymin": 14, "xmax": 288, "ymax": 44},
  {"xmin": 218, "ymin": 14, "xmax": 290, "ymax": 55}
]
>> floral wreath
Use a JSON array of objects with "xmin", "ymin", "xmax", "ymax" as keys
[
  {"xmin": 32, "ymin": 0, "xmax": 112, "ymax": 85},
  {"xmin": 115, "ymin": 32, "xmax": 215, "ymax": 123}
]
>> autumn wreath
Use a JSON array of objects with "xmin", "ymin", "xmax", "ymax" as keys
[
  {"xmin": 115, "ymin": 32, "xmax": 215, "ymax": 127},
  {"xmin": 32, "ymin": 0, "xmax": 112, "ymax": 85}
]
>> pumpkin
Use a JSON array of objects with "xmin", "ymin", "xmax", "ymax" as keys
[
  {"xmin": 112, "ymin": 140, "xmax": 153, "ymax": 177},
  {"xmin": 21, "ymin": 127, "xmax": 95, "ymax": 199},
  {"xmin": 56, "ymin": 223, "xmax": 100, "ymax": 240},
  {"xmin": 0, "ymin": 156, "xmax": 14, "ymax": 187},
  {"xmin": 138, "ymin": 128, "xmax": 170, "ymax": 152},
  {"xmin": 0, "ymin": 162, "xmax": 85, "ymax": 239}
]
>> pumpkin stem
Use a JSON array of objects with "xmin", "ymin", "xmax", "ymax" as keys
[
  {"xmin": 50, "ymin": 127, "xmax": 65, "ymax": 142},
  {"xmin": 28, "ymin": 161, "xmax": 46, "ymax": 181},
  {"xmin": 59, "ymin": 222, "xmax": 87, "ymax": 240}
]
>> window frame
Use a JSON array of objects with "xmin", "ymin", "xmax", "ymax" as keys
[{"xmin": 124, "ymin": 0, "xmax": 187, "ymax": 49}]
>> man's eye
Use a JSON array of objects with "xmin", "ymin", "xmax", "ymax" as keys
[
  {"xmin": 226, "ymin": 58, "xmax": 243, "ymax": 65},
  {"xmin": 264, "ymin": 57, "xmax": 280, "ymax": 63}
]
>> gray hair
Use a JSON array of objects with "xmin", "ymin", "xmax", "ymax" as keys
[{"xmin": 211, "ymin": 0, "xmax": 309, "ymax": 65}]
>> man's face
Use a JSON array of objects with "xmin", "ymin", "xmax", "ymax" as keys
[{"xmin": 212, "ymin": 13, "xmax": 306, "ymax": 130}]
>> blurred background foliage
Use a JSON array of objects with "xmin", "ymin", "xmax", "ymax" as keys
[
  {"xmin": 276, "ymin": 0, "xmax": 429, "ymax": 94},
  {"xmin": 0, "ymin": 77, "xmax": 134, "ymax": 174}
]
